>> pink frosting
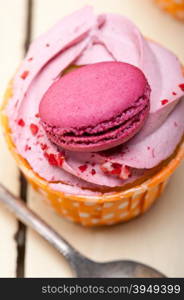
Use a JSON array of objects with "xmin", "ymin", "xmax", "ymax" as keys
[{"xmin": 7, "ymin": 6, "xmax": 184, "ymax": 195}]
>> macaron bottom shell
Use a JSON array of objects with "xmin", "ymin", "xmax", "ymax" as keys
[{"xmin": 42, "ymin": 95, "xmax": 150, "ymax": 152}]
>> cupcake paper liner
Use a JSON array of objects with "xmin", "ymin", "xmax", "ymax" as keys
[
  {"xmin": 155, "ymin": 0, "xmax": 184, "ymax": 21},
  {"xmin": 1, "ymin": 85, "xmax": 184, "ymax": 226}
]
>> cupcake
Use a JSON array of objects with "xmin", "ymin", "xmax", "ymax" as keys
[
  {"xmin": 1, "ymin": 6, "xmax": 184, "ymax": 226},
  {"xmin": 155, "ymin": 0, "xmax": 184, "ymax": 21}
]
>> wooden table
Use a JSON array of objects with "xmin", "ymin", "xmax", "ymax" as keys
[{"xmin": 0, "ymin": 0, "xmax": 184, "ymax": 278}]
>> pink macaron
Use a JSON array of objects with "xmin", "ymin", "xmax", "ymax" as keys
[{"xmin": 39, "ymin": 62, "xmax": 151, "ymax": 152}]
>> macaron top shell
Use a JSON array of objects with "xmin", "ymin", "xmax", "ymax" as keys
[
  {"xmin": 39, "ymin": 62, "xmax": 150, "ymax": 152},
  {"xmin": 40, "ymin": 62, "xmax": 149, "ymax": 128}
]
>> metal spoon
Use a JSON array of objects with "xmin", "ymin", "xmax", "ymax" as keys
[{"xmin": 0, "ymin": 183, "xmax": 165, "ymax": 277}]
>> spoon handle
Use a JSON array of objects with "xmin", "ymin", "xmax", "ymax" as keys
[{"xmin": 0, "ymin": 183, "xmax": 81, "ymax": 264}]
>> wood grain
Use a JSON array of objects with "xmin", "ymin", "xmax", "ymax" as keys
[
  {"xmin": 23, "ymin": 0, "xmax": 184, "ymax": 277},
  {"xmin": 0, "ymin": 0, "xmax": 26, "ymax": 277}
]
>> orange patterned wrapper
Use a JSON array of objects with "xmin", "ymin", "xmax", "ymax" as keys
[
  {"xmin": 155, "ymin": 0, "xmax": 184, "ymax": 21},
  {"xmin": 1, "ymin": 86, "xmax": 184, "ymax": 226}
]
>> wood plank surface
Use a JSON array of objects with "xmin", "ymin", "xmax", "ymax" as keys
[
  {"xmin": 24, "ymin": 0, "xmax": 184, "ymax": 277},
  {"xmin": 0, "ymin": 0, "xmax": 26, "ymax": 277}
]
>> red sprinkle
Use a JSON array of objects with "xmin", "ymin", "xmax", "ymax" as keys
[
  {"xmin": 37, "ymin": 134, "xmax": 43, "ymax": 138},
  {"xmin": 35, "ymin": 113, "xmax": 40, "ymax": 118},
  {"xmin": 44, "ymin": 153, "xmax": 57, "ymax": 166},
  {"xmin": 91, "ymin": 162, "xmax": 96, "ymax": 167},
  {"xmin": 161, "ymin": 99, "xmax": 169, "ymax": 105},
  {"xmin": 46, "ymin": 43, "xmax": 50, "ymax": 47},
  {"xmin": 179, "ymin": 83, "xmax": 184, "ymax": 91},
  {"xmin": 172, "ymin": 92, "xmax": 177, "ymax": 95},
  {"xmin": 147, "ymin": 146, "xmax": 151, "ymax": 150},
  {"xmin": 30, "ymin": 123, "xmax": 39, "ymax": 135},
  {"xmin": 111, "ymin": 163, "xmax": 122, "ymax": 175},
  {"xmin": 17, "ymin": 119, "xmax": 25, "ymax": 127},
  {"xmin": 79, "ymin": 165, "xmax": 88, "ymax": 173},
  {"xmin": 41, "ymin": 144, "xmax": 48, "ymax": 151},
  {"xmin": 91, "ymin": 169, "xmax": 96, "ymax": 176},
  {"xmin": 28, "ymin": 57, "xmax": 33, "ymax": 61},
  {"xmin": 57, "ymin": 155, "xmax": 64, "ymax": 167},
  {"xmin": 25, "ymin": 145, "xmax": 31, "ymax": 151},
  {"xmin": 44, "ymin": 152, "xmax": 64, "ymax": 167},
  {"xmin": 120, "ymin": 165, "xmax": 131, "ymax": 180},
  {"xmin": 20, "ymin": 70, "xmax": 29, "ymax": 80},
  {"xmin": 101, "ymin": 162, "xmax": 131, "ymax": 179}
]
